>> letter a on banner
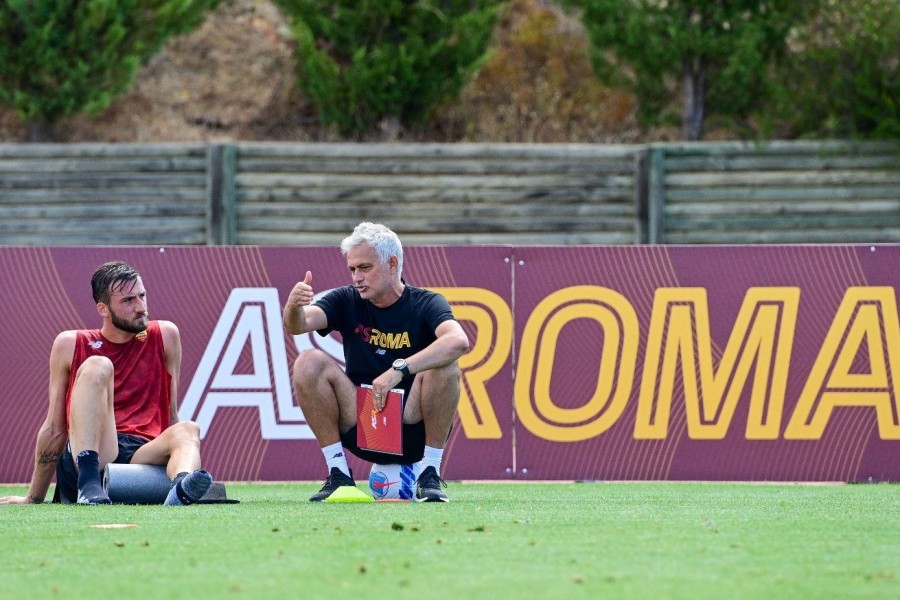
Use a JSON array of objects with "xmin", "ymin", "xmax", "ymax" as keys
[
  {"xmin": 180, "ymin": 288, "xmax": 314, "ymax": 440},
  {"xmin": 786, "ymin": 287, "xmax": 900, "ymax": 440}
]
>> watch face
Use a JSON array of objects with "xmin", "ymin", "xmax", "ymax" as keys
[{"xmin": 392, "ymin": 359, "xmax": 405, "ymax": 369}]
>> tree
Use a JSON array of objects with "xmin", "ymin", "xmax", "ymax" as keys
[
  {"xmin": 565, "ymin": 0, "xmax": 818, "ymax": 140},
  {"xmin": 274, "ymin": 0, "xmax": 497, "ymax": 138},
  {"xmin": 0, "ymin": 0, "xmax": 220, "ymax": 141},
  {"xmin": 767, "ymin": 0, "xmax": 900, "ymax": 139}
]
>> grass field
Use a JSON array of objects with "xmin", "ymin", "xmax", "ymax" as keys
[{"xmin": 0, "ymin": 481, "xmax": 896, "ymax": 599}]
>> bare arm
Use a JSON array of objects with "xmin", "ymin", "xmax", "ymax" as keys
[
  {"xmin": 0, "ymin": 332, "xmax": 75, "ymax": 505},
  {"xmin": 404, "ymin": 320, "xmax": 470, "ymax": 375},
  {"xmin": 283, "ymin": 270, "xmax": 328, "ymax": 335},
  {"xmin": 371, "ymin": 319, "xmax": 470, "ymax": 408},
  {"xmin": 159, "ymin": 321, "xmax": 182, "ymax": 425}
]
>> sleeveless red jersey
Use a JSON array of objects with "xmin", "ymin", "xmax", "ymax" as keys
[{"xmin": 66, "ymin": 320, "xmax": 172, "ymax": 441}]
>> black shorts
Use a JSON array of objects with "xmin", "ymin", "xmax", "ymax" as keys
[
  {"xmin": 53, "ymin": 433, "xmax": 150, "ymax": 504},
  {"xmin": 340, "ymin": 420, "xmax": 427, "ymax": 465}
]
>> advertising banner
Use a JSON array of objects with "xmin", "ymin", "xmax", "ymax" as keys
[{"xmin": 0, "ymin": 245, "xmax": 896, "ymax": 482}]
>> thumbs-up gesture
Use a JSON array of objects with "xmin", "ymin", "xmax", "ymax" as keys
[{"xmin": 287, "ymin": 271, "xmax": 314, "ymax": 309}]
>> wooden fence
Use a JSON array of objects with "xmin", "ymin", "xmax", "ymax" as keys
[
  {"xmin": 0, "ymin": 144, "xmax": 210, "ymax": 245},
  {"xmin": 1, "ymin": 141, "xmax": 897, "ymax": 246},
  {"xmin": 648, "ymin": 141, "xmax": 900, "ymax": 244}
]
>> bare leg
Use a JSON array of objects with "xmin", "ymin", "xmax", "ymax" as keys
[
  {"xmin": 405, "ymin": 362, "xmax": 461, "ymax": 448},
  {"xmin": 291, "ymin": 350, "xmax": 357, "ymax": 447},
  {"xmin": 68, "ymin": 356, "xmax": 119, "ymax": 467},
  {"xmin": 131, "ymin": 421, "xmax": 202, "ymax": 479}
]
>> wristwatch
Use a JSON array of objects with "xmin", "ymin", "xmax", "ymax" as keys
[{"xmin": 392, "ymin": 358, "xmax": 411, "ymax": 378}]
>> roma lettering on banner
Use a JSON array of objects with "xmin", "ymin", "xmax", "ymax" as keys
[
  {"xmin": 786, "ymin": 287, "xmax": 900, "ymax": 440},
  {"xmin": 178, "ymin": 285, "xmax": 899, "ymax": 445},
  {"xmin": 179, "ymin": 288, "xmax": 314, "ymax": 440},
  {"xmin": 635, "ymin": 287, "xmax": 800, "ymax": 440},
  {"xmin": 514, "ymin": 286, "xmax": 639, "ymax": 442}
]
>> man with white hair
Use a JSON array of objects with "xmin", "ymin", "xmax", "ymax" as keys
[{"xmin": 283, "ymin": 222, "xmax": 469, "ymax": 502}]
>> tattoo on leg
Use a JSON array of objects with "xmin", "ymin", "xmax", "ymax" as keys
[{"xmin": 37, "ymin": 451, "xmax": 61, "ymax": 466}]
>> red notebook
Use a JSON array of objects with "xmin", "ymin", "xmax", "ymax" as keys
[{"xmin": 356, "ymin": 385, "xmax": 404, "ymax": 455}]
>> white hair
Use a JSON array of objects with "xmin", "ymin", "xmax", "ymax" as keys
[{"xmin": 340, "ymin": 222, "xmax": 403, "ymax": 275}]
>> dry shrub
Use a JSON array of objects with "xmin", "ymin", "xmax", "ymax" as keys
[{"xmin": 432, "ymin": 0, "xmax": 639, "ymax": 142}]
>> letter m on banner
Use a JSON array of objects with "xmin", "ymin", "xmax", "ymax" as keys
[{"xmin": 179, "ymin": 288, "xmax": 314, "ymax": 440}]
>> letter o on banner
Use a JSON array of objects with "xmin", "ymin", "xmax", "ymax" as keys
[{"xmin": 515, "ymin": 286, "xmax": 639, "ymax": 442}]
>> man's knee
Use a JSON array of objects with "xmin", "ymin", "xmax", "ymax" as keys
[
  {"xmin": 427, "ymin": 362, "xmax": 461, "ymax": 388},
  {"xmin": 73, "ymin": 355, "xmax": 114, "ymax": 386},
  {"xmin": 417, "ymin": 362, "xmax": 462, "ymax": 404},
  {"xmin": 169, "ymin": 420, "xmax": 201, "ymax": 444},
  {"xmin": 292, "ymin": 350, "xmax": 337, "ymax": 384}
]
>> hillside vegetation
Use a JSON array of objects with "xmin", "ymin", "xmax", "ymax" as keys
[
  {"xmin": 1, "ymin": 0, "xmax": 895, "ymax": 142},
  {"xmin": 0, "ymin": 0, "xmax": 678, "ymax": 143}
]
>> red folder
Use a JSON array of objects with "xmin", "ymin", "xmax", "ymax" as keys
[{"xmin": 356, "ymin": 385, "xmax": 404, "ymax": 455}]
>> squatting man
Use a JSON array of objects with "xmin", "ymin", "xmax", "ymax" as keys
[{"xmin": 283, "ymin": 222, "xmax": 469, "ymax": 502}]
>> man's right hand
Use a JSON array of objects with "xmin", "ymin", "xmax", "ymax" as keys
[
  {"xmin": 286, "ymin": 271, "xmax": 315, "ymax": 309},
  {"xmin": 0, "ymin": 495, "xmax": 39, "ymax": 505}
]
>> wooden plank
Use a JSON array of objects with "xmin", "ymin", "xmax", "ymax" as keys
[
  {"xmin": 666, "ymin": 186, "xmax": 900, "ymax": 203},
  {"xmin": 0, "ymin": 158, "xmax": 207, "ymax": 173},
  {"xmin": 236, "ymin": 203, "xmax": 633, "ymax": 220},
  {"xmin": 0, "ymin": 232, "xmax": 207, "ymax": 245},
  {"xmin": 0, "ymin": 189, "xmax": 207, "ymax": 202},
  {"xmin": 0, "ymin": 218, "xmax": 204, "ymax": 234},
  {"xmin": 0, "ymin": 143, "xmax": 207, "ymax": 158},
  {"xmin": 665, "ymin": 154, "xmax": 900, "ymax": 172},
  {"xmin": 234, "ymin": 173, "xmax": 634, "ymax": 189},
  {"xmin": 666, "ymin": 228, "xmax": 900, "ymax": 244},
  {"xmin": 236, "ymin": 142, "xmax": 639, "ymax": 159},
  {"xmin": 0, "ymin": 203, "xmax": 205, "ymax": 218},
  {"xmin": 238, "ymin": 215, "xmax": 635, "ymax": 233},
  {"xmin": 647, "ymin": 147, "xmax": 666, "ymax": 244},
  {"xmin": 666, "ymin": 200, "xmax": 900, "ymax": 216},
  {"xmin": 236, "ymin": 187, "xmax": 632, "ymax": 203},
  {"xmin": 665, "ymin": 170, "xmax": 900, "ymax": 187},
  {"xmin": 654, "ymin": 140, "xmax": 900, "ymax": 156},
  {"xmin": 665, "ymin": 213, "xmax": 900, "ymax": 231},
  {"xmin": 237, "ymin": 230, "xmax": 636, "ymax": 246},
  {"xmin": 0, "ymin": 174, "xmax": 206, "ymax": 188},
  {"xmin": 234, "ymin": 158, "xmax": 634, "ymax": 175}
]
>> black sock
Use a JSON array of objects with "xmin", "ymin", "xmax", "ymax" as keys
[{"xmin": 76, "ymin": 450, "xmax": 106, "ymax": 500}]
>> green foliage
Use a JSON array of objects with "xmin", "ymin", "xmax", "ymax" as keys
[
  {"xmin": 566, "ymin": 0, "xmax": 818, "ymax": 138},
  {"xmin": 767, "ymin": 0, "xmax": 900, "ymax": 139},
  {"xmin": 0, "ymin": 0, "xmax": 220, "ymax": 133},
  {"xmin": 274, "ymin": 0, "xmax": 498, "ymax": 137}
]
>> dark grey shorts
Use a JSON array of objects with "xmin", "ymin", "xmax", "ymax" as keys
[{"xmin": 53, "ymin": 433, "xmax": 150, "ymax": 504}]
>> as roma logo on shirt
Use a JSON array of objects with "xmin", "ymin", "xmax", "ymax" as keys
[{"xmin": 136, "ymin": 330, "xmax": 148, "ymax": 342}]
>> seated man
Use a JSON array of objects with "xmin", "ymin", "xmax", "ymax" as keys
[
  {"xmin": 0, "ymin": 261, "xmax": 212, "ymax": 506},
  {"xmin": 283, "ymin": 222, "xmax": 469, "ymax": 502}
]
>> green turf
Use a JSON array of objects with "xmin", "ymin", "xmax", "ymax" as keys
[{"xmin": 0, "ymin": 482, "xmax": 896, "ymax": 599}]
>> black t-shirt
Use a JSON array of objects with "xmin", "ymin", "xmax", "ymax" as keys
[{"xmin": 315, "ymin": 284, "xmax": 456, "ymax": 396}]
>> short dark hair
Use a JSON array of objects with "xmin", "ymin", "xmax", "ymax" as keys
[{"xmin": 91, "ymin": 261, "xmax": 140, "ymax": 304}]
